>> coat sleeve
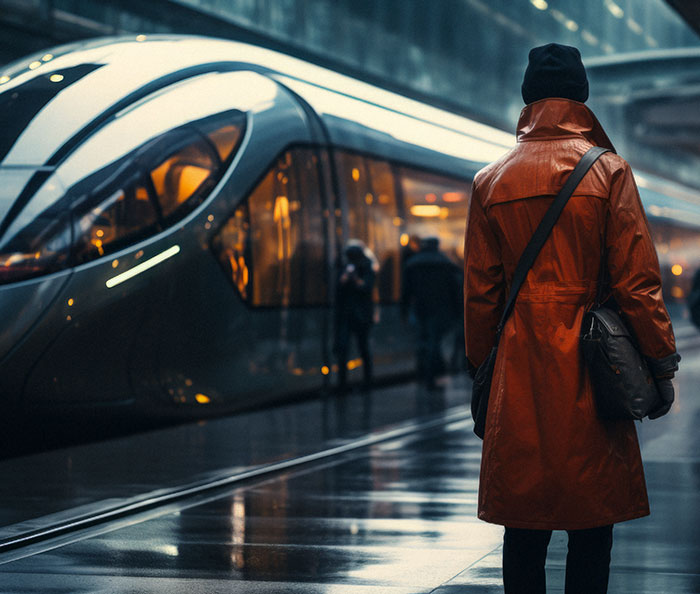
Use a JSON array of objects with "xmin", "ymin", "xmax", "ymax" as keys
[
  {"xmin": 464, "ymin": 181, "xmax": 505, "ymax": 368},
  {"xmin": 605, "ymin": 161, "xmax": 676, "ymax": 359}
]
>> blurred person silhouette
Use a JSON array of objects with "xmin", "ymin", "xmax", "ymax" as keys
[
  {"xmin": 401, "ymin": 236, "xmax": 461, "ymax": 389},
  {"xmin": 464, "ymin": 43, "xmax": 679, "ymax": 594},
  {"xmin": 334, "ymin": 240, "xmax": 377, "ymax": 391}
]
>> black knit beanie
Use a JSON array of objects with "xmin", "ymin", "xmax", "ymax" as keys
[{"xmin": 521, "ymin": 43, "xmax": 589, "ymax": 105}]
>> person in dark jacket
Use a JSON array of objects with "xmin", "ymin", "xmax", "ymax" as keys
[
  {"xmin": 334, "ymin": 240, "xmax": 376, "ymax": 390},
  {"xmin": 464, "ymin": 43, "xmax": 679, "ymax": 594},
  {"xmin": 402, "ymin": 237, "xmax": 461, "ymax": 388}
]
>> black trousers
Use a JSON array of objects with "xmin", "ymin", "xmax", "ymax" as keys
[
  {"xmin": 503, "ymin": 525, "xmax": 613, "ymax": 594},
  {"xmin": 416, "ymin": 314, "xmax": 449, "ymax": 386}
]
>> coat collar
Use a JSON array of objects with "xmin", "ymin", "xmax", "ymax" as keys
[{"xmin": 516, "ymin": 98, "xmax": 616, "ymax": 152}]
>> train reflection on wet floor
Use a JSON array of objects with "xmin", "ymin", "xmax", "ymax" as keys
[{"xmin": 0, "ymin": 339, "xmax": 698, "ymax": 593}]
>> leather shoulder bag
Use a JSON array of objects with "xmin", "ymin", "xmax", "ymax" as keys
[
  {"xmin": 580, "ymin": 273, "xmax": 662, "ymax": 420},
  {"xmin": 471, "ymin": 146, "xmax": 610, "ymax": 439}
]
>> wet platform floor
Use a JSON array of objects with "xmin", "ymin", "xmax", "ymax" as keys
[{"xmin": 0, "ymin": 336, "xmax": 699, "ymax": 592}]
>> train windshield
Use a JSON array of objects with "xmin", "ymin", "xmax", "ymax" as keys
[{"xmin": 0, "ymin": 70, "xmax": 280, "ymax": 283}]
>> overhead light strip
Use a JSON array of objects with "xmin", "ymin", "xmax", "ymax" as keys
[{"xmin": 106, "ymin": 245, "xmax": 180, "ymax": 288}]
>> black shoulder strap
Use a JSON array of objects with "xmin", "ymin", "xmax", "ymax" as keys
[{"xmin": 495, "ymin": 146, "xmax": 610, "ymax": 338}]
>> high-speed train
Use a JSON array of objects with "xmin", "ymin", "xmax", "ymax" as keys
[{"xmin": 0, "ymin": 35, "xmax": 698, "ymax": 419}]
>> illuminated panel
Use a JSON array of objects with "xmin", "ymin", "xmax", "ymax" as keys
[{"xmin": 106, "ymin": 245, "xmax": 180, "ymax": 288}]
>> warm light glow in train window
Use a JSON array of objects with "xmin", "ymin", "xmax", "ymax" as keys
[
  {"xmin": 321, "ymin": 365, "xmax": 330, "ymax": 375},
  {"xmin": 400, "ymin": 233, "xmax": 409, "ymax": 247},
  {"xmin": 410, "ymin": 205, "xmax": 442, "ymax": 217},
  {"xmin": 671, "ymin": 264, "xmax": 683, "ymax": 276},
  {"xmin": 215, "ymin": 205, "xmax": 249, "ymax": 299},
  {"xmin": 178, "ymin": 166, "xmax": 211, "ymax": 202},
  {"xmin": 151, "ymin": 156, "xmax": 214, "ymax": 216},
  {"xmin": 214, "ymin": 148, "xmax": 326, "ymax": 307},
  {"xmin": 443, "ymin": 192, "xmax": 465, "ymax": 203},
  {"xmin": 273, "ymin": 195, "xmax": 290, "ymax": 222},
  {"xmin": 401, "ymin": 167, "xmax": 470, "ymax": 266},
  {"xmin": 425, "ymin": 193, "xmax": 437, "ymax": 203},
  {"xmin": 195, "ymin": 393, "xmax": 211, "ymax": 404},
  {"xmin": 208, "ymin": 125, "xmax": 242, "ymax": 162},
  {"xmin": 671, "ymin": 286, "xmax": 684, "ymax": 299},
  {"xmin": 335, "ymin": 152, "xmax": 402, "ymax": 303}
]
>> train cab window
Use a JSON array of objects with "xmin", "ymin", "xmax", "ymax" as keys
[
  {"xmin": 214, "ymin": 148, "xmax": 326, "ymax": 307},
  {"xmin": 399, "ymin": 167, "xmax": 470, "ymax": 265},
  {"xmin": 70, "ymin": 113, "xmax": 245, "ymax": 264},
  {"xmin": 335, "ymin": 151, "xmax": 401, "ymax": 303},
  {"xmin": 149, "ymin": 122, "xmax": 242, "ymax": 222}
]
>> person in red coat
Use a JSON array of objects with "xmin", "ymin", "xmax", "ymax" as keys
[{"xmin": 463, "ymin": 43, "xmax": 680, "ymax": 594}]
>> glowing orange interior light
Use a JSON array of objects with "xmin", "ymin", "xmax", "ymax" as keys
[
  {"xmin": 671, "ymin": 264, "xmax": 683, "ymax": 276},
  {"xmin": 273, "ymin": 195, "xmax": 290, "ymax": 221},
  {"xmin": 178, "ymin": 166, "xmax": 210, "ymax": 203},
  {"xmin": 443, "ymin": 192, "xmax": 465, "ymax": 202},
  {"xmin": 410, "ymin": 205, "xmax": 441, "ymax": 217},
  {"xmin": 195, "ymin": 393, "xmax": 211, "ymax": 404},
  {"xmin": 208, "ymin": 125, "xmax": 241, "ymax": 162}
]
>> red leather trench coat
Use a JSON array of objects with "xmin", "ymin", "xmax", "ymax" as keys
[{"xmin": 463, "ymin": 98, "xmax": 676, "ymax": 530}]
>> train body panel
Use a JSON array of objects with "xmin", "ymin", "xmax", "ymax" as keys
[{"xmin": 0, "ymin": 35, "xmax": 698, "ymax": 418}]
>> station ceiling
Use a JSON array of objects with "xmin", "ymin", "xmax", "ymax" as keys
[{"xmin": 587, "ymin": 49, "xmax": 700, "ymax": 161}]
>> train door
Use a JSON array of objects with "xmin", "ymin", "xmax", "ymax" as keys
[{"xmin": 212, "ymin": 146, "xmax": 332, "ymax": 401}]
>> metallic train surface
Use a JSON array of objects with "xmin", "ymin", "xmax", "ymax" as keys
[{"xmin": 0, "ymin": 35, "xmax": 697, "ymax": 418}]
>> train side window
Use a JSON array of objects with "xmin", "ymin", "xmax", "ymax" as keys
[
  {"xmin": 399, "ymin": 166, "xmax": 471, "ymax": 265},
  {"xmin": 214, "ymin": 148, "xmax": 326, "ymax": 307},
  {"xmin": 335, "ymin": 151, "xmax": 401, "ymax": 303}
]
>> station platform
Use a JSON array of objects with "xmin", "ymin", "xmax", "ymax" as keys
[{"xmin": 0, "ymin": 326, "xmax": 698, "ymax": 593}]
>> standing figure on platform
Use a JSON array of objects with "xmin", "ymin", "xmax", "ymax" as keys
[
  {"xmin": 334, "ymin": 240, "xmax": 376, "ymax": 391},
  {"xmin": 463, "ymin": 43, "xmax": 679, "ymax": 594},
  {"xmin": 402, "ymin": 237, "xmax": 461, "ymax": 389}
]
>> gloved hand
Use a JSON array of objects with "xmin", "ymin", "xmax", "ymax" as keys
[
  {"xmin": 648, "ymin": 378, "xmax": 674, "ymax": 419},
  {"xmin": 647, "ymin": 353, "xmax": 681, "ymax": 420}
]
